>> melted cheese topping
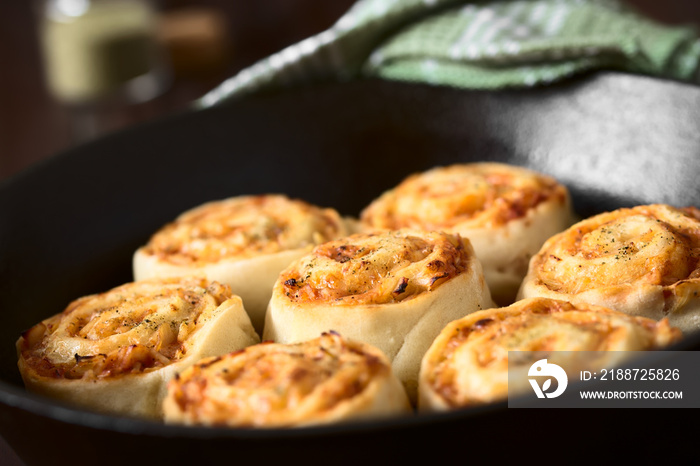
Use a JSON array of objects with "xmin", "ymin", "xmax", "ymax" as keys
[
  {"xmin": 531, "ymin": 205, "xmax": 700, "ymax": 294},
  {"xmin": 277, "ymin": 229, "xmax": 471, "ymax": 305},
  {"xmin": 165, "ymin": 332, "xmax": 391, "ymax": 427},
  {"xmin": 18, "ymin": 278, "xmax": 232, "ymax": 380},
  {"xmin": 141, "ymin": 195, "xmax": 347, "ymax": 265},
  {"xmin": 360, "ymin": 163, "xmax": 568, "ymax": 230},
  {"xmin": 423, "ymin": 298, "xmax": 682, "ymax": 408}
]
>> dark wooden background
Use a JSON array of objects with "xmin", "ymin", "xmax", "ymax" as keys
[
  {"xmin": 1, "ymin": 0, "xmax": 700, "ymax": 184},
  {"xmin": 0, "ymin": 0, "xmax": 356, "ymax": 183}
]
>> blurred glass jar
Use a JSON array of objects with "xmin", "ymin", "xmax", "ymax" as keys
[{"xmin": 37, "ymin": 0, "xmax": 170, "ymax": 105}]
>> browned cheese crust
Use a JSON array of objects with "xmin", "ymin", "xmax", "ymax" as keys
[
  {"xmin": 360, "ymin": 162, "xmax": 568, "ymax": 230},
  {"xmin": 277, "ymin": 229, "xmax": 471, "ymax": 306},
  {"xmin": 518, "ymin": 204, "xmax": 700, "ymax": 332},
  {"xmin": 18, "ymin": 278, "xmax": 232, "ymax": 379},
  {"xmin": 420, "ymin": 298, "xmax": 682, "ymax": 410},
  {"xmin": 141, "ymin": 194, "xmax": 347, "ymax": 265},
  {"xmin": 163, "ymin": 332, "xmax": 411, "ymax": 427}
]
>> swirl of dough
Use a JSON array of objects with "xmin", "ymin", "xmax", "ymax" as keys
[
  {"xmin": 518, "ymin": 204, "xmax": 700, "ymax": 333},
  {"xmin": 17, "ymin": 277, "xmax": 259, "ymax": 419},
  {"xmin": 139, "ymin": 195, "xmax": 347, "ymax": 264},
  {"xmin": 163, "ymin": 331, "xmax": 411, "ymax": 427},
  {"xmin": 263, "ymin": 229, "xmax": 494, "ymax": 403},
  {"xmin": 133, "ymin": 194, "xmax": 350, "ymax": 333},
  {"xmin": 419, "ymin": 297, "xmax": 682, "ymax": 411},
  {"xmin": 278, "ymin": 229, "xmax": 471, "ymax": 305},
  {"xmin": 359, "ymin": 163, "xmax": 573, "ymax": 305}
]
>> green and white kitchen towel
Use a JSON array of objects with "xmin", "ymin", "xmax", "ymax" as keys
[{"xmin": 198, "ymin": 0, "xmax": 700, "ymax": 107}]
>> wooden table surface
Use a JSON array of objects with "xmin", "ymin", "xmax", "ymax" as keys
[{"xmin": 0, "ymin": 0, "xmax": 699, "ymax": 464}]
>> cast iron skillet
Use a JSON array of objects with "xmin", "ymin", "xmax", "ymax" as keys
[{"xmin": 2, "ymin": 72, "xmax": 700, "ymax": 464}]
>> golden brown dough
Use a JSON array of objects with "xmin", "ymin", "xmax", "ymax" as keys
[
  {"xmin": 518, "ymin": 204, "xmax": 700, "ymax": 334},
  {"xmin": 133, "ymin": 194, "xmax": 350, "ymax": 333},
  {"xmin": 17, "ymin": 277, "xmax": 259, "ymax": 419},
  {"xmin": 263, "ymin": 229, "xmax": 494, "ymax": 403},
  {"xmin": 419, "ymin": 297, "xmax": 682, "ymax": 411},
  {"xmin": 163, "ymin": 331, "xmax": 411, "ymax": 427},
  {"xmin": 359, "ymin": 162, "xmax": 574, "ymax": 305}
]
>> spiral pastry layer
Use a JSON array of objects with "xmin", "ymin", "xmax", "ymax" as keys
[
  {"xmin": 17, "ymin": 277, "xmax": 259, "ymax": 419},
  {"xmin": 359, "ymin": 162, "xmax": 573, "ymax": 305},
  {"xmin": 133, "ymin": 194, "xmax": 350, "ymax": 333},
  {"xmin": 419, "ymin": 297, "xmax": 682, "ymax": 411},
  {"xmin": 518, "ymin": 204, "xmax": 700, "ymax": 333},
  {"xmin": 163, "ymin": 331, "xmax": 411, "ymax": 427},
  {"xmin": 263, "ymin": 229, "xmax": 494, "ymax": 403}
]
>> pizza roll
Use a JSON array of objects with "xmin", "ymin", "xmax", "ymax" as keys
[
  {"xmin": 163, "ymin": 331, "xmax": 411, "ymax": 427},
  {"xmin": 419, "ymin": 297, "xmax": 682, "ymax": 411},
  {"xmin": 16, "ymin": 277, "xmax": 259, "ymax": 419},
  {"xmin": 263, "ymin": 229, "xmax": 494, "ymax": 402},
  {"xmin": 359, "ymin": 162, "xmax": 574, "ymax": 305},
  {"xmin": 133, "ymin": 194, "xmax": 350, "ymax": 333},
  {"xmin": 518, "ymin": 204, "xmax": 700, "ymax": 334}
]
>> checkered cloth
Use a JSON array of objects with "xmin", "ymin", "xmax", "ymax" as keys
[{"xmin": 198, "ymin": 0, "xmax": 700, "ymax": 107}]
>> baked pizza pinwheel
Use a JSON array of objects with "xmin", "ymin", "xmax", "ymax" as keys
[
  {"xmin": 359, "ymin": 162, "xmax": 574, "ymax": 305},
  {"xmin": 518, "ymin": 204, "xmax": 700, "ymax": 333},
  {"xmin": 163, "ymin": 331, "xmax": 411, "ymax": 427},
  {"xmin": 16, "ymin": 277, "xmax": 259, "ymax": 419},
  {"xmin": 418, "ymin": 297, "xmax": 682, "ymax": 411},
  {"xmin": 263, "ymin": 229, "xmax": 494, "ymax": 402},
  {"xmin": 133, "ymin": 194, "xmax": 350, "ymax": 333}
]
